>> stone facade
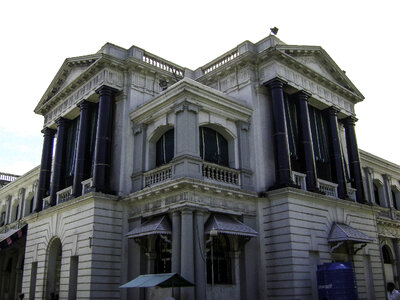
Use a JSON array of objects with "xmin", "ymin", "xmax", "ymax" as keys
[{"xmin": 1, "ymin": 34, "xmax": 399, "ymax": 300}]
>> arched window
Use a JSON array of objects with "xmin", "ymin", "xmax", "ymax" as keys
[
  {"xmin": 46, "ymin": 238, "xmax": 62, "ymax": 300},
  {"xmin": 383, "ymin": 245, "xmax": 392, "ymax": 264},
  {"xmin": 374, "ymin": 183, "xmax": 381, "ymax": 206},
  {"xmin": 206, "ymin": 235, "xmax": 232, "ymax": 284},
  {"xmin": 156, "ymin": 129, "xmax": 174, "ymax": 167},
  {"xmin": 154, "ymin": 236, "xmax": 172, "ymax": 273},
  {"xmin": 392, "ymin": 188, "xmax": 398, "ymax": 210},
  {"xmin": 199, "ymin": 127, "xmax": 229, "ymax": 167}
]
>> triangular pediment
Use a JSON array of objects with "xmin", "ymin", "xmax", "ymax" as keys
[
  {"xmin": 35, "ymin": 54, "xmax": 101, "ymax": 113},
  {"xmin": 276, "ymin": 45, "xmax": 364, "ymax": 99}
]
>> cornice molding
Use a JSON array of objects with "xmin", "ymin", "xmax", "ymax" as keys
[{"xmin": 130, "ymin": 78, "xmax": 252, "ymax": 124}]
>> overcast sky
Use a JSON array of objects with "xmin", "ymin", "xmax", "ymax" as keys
[{"xmin": 1, "ymin": 0, "xmax": 399, "ymax": 175}]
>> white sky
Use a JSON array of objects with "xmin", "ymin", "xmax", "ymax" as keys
[{"xmin": 1, "ymin": 0, "xmax": 399, "ymax": 175}]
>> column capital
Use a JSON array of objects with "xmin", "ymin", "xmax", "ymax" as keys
[
  {"xmin": 77, "ymin": 99, "xmax": 90, "ymax": 110},
  {"xmin": 295, "ymin": 90, "xmax": 312, "ymax": 101},
  {"xmin": 95, "ymin": 85, "xmax": 119, "ymax": 97},
  {"xmin": 343, "ymin": 115, "xmax": 358, "ymax": 126},
  {"xmin": 326, "ymin": 106, "xmax": 341, "ymax": 116},
  {"xmin": 131, "ymin": 122, "xmax": 148, "ymax": 135},
  {"xmin": 41, "ymin": 127, "xmax": 56, "ymax": 137},
  {"xmin": 173, "ymin": 101, "xmax": 199, "ymax": 114},
  {"xmin": 236, "ymin": 120, "xmax": 250, "ymax": 131},
  {"xmin": 265, "ymin": 77, "xmax": 287, "ymax": 89},
  {"xmin": 55, "ymin": 117, "xmax": 69, "ymax": 127}
]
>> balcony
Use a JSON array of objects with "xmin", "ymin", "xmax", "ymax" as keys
[
  {"xmin": 317, "ymin": 179, "xmax": 338, "ymax": 198},
  {"xmin": 144, "ymin": 164, "xmax": 172, "ymax": 187},
  {"xmin": 142, "ymin": 161, "xmax": 241, "ymax": 189},
  {"xmin": 57, "ymin": 186, "xmax": 73, "ymax": 204},
  {"xmin": 202, "ymin": 162, "xmax": 240, "ymax": 186},
  {"xmin": 292, "ymin": 171, "xmax": 307, "ymax": 190}
]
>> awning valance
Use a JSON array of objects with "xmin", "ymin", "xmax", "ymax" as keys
[
  {"xmin": 328, "ymin": 223, "xmax": 373, "ymax": 244},
  {"xmin": 120, "ymin": 273, "xmax": 194, "ymax": 288},
  {"xmin": 126, "ymin": 215, "xmax": 171, "ymax": 239},
  {"xmin": 205, "ymin": 214, "xmax": 258, "ymax": 237},
  {"xmin": 0, "ymin": 225, "xmax": 27, "ymax": 250}
]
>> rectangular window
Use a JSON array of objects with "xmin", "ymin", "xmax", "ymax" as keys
[
  {"xmin": 284, "ymin": 94, "xmax": 304, "ymax": 172},
  {"xmin": 68, "ymin": 256, "xmax": 79, "ymax": 300},
  {"xmin": 29, "ymin": 262, "xmax": 38, "ymax": 300},
  {"xmin": 64, "ymin": 117, "xmax": 80, "ymax": 187},
  {"xmin": 309, "ymin": 106, "xmax": 332, "ymax": 181}
]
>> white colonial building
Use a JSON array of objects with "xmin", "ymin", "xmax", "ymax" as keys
[{"xmin": 1, "ymin": 34, "xmax": 399, "ymax": 300}]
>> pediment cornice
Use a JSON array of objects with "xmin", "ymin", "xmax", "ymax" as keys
[
  {"xmin": 130, "ymin": 78, "xmax": 252, "ymax": 124},
  {"xmin": 258, "ymin": 46, "xmax": 364, "ymax": 103},
  {"xmin": 35, "ymin": 54, "xmax": 127, "ymax": 117}
]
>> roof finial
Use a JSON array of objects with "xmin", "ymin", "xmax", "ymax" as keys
[{"xmin": 270, "ymin": 27, "xmax": 279, "ymax": 36}]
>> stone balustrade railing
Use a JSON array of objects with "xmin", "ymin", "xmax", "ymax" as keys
[
  {"xmin": 318, "ymin": 179, "xmax": 338, "ymax": 198},
  {"xmin": 142, "ymin": 53, "xmax": 184, "ymax": 78},
  {"xmin": 43, "ymin": 196, "xmax": 51, "ymax": 210},
  {"xmin": 82, "ymin": 178, "xmax": 93, "ymax": 195},
  {"xmin": 202, "ymin": 48, "xmax": 239, "ymax": 75},
  {"xmin": 202, "ymin": 162, "xmax": 240, "ymax": 186},
  {"xmin": 292, "ymin": 171, "xmax": 307, "ymax": 190},
  {"xmin": 347, "ymin": 187, "xmax": 357, "ymax": 201},
  {"xmin": 144, "ymin": 164, "xmax": 172, "ymax": 187},
  {"xmin": 56, "ymin": 186, "xmax": 73, "ymax": 204}
]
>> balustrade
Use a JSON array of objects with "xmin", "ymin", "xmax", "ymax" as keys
[
  {"xmin": 292, "ymin": 171, "xmax": 307, "ymax": 190},
  {"xmin": 144, "ymin": 164, "xmax": 172, "ymax": 187},
  {"xmin": 56, "ymin": 186, "xmax": 73, "ymax": 204},
  {"xmin": 202, "ymin": 162, "xmax": 240, "ymax": 186},
  {"xmin": 82, "ymin": 178, "xmax": 93, "ymax": 195},
  {"xmin": 318, "ymin": 179, "xmax": 338, "ymax": 198},
  {"xmin": 202, "ymin": 49, "xmax": 239, "ymax": 74}
]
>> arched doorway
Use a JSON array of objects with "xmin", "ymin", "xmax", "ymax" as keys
[
  {"xmin": 46, "ymin": 238, "xmax": 62, "ymax": 300},
  {"xmin": 382, "ymin": 245, "xmax": 395, "ymax": 284}
]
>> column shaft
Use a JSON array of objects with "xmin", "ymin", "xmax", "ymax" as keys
[
  {"xmin": 267, "ymin": 78, "xmax": 292, "ymax": 187},
  {"xmin": 36, "ymin": 127, "xmax": 56, "ymax": 212},
  {"xmin": 296, "ymin": 91, "xmax": 319, "ymax": 191},
  {"xmin": 181, "ymin": 210, "xmax": 194, "ymax": 299},
  {"xmin": 93, "ymin": 86, "xmax": 117, "ymax": 193},
  {"xmin": 72, "ymin": 101, "xmax": 91, "ymax": 197},
  {"xmin": 50, "ymin": 118, "xmax": 69, "ymax": 206},
  {"xmin": 343, "ymin": 116, "xmax": 366, "ymax": 203},
  {"xmin": 326, "ymin": 107, "xmax": 347, "ymax": 199},
  {"xmin": 195, "ymin": 211, "xmax": 206, "ymax": 300}
]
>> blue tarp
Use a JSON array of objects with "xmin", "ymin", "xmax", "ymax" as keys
[{"xmin": 120, "ymin": 273, "xmax": 194, "ymax": 288}]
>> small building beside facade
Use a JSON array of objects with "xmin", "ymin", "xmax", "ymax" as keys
[{"xmin": 1, "ymin": 34, "xmax": 399, "ymax": 299}]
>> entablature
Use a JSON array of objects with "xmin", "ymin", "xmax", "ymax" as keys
[{"xmin": 124, "ymin": 177, "xmax": 257, "ymax": 219}]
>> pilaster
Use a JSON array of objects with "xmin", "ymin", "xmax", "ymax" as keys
[
  {"xmin": 180, "ymin": 209, "xmax": 195, "ymax": 299},
  {"xmin": 173, "ymin": 101, "xmax": 202, "ymax": 180},
  {"xmin": 131, "ymin": 123, "xmax": 147, "ymax": 192},
  {"xmin": 237, "ymin": 121, "xmax": 253, "ymax": 190}
]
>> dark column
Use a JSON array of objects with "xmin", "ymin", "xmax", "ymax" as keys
[
  {"xmin": 36, "ymin": 127, "xmax": 56, "ymax": 212},
  {"xmin": 92, "ymin": 85, "xmax": 117, "ymax": 193},
  {"xmin": 72, "ymin": 100, "xmax": 91, "ymax": 197},
  {"xmin": 343, "ymin": 116, "xmax": 366, "ymax": 203},
  {"xmin": 326, "ymin": 107, "xmax": 347, "ymax": 199},
  {"xmin": 50, "ymin": 117, "xmax": 69, "ymax": 206},
  {"xmin": 266, "ymin": 78, "xmax": 292, "ymax": 188},
  {"xmin": 296, "ymin": 91, "xmax": 319, "ymax": 192}
]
